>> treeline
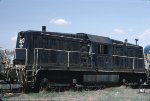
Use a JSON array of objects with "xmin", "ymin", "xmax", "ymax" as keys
[{"xmin": 5, "ymin": 49, "xmax": 14, "ymax": 57}]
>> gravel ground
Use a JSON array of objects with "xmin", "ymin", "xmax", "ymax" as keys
[{"xmin": 1, "ymin": 86, "xmax": 150, "ymax": 101}]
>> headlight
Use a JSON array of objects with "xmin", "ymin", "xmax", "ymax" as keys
[{"xmin": 19, "ymin": 32, "xmax": 25, "ymax": 39}]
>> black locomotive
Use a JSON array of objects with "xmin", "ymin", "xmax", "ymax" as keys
[{"xmin": 12, "ymin": 26, "xmax": 147, "ymax": 90}]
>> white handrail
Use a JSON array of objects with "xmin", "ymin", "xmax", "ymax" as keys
[{"xmin": 33, "ymin": 48, "xmax": 88, "ymax": 67}]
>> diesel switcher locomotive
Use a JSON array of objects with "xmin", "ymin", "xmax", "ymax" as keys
[{"xmin": 12, "ymin": 26, "xmax": 147, "ymax": 90}]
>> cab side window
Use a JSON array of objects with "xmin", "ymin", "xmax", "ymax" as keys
[{"xmin": 98, "ymin": 44, "xmax": 108, "ymax": 55}]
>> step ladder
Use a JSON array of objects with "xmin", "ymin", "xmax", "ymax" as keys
[
  {"xmin": 80, "ymin": 43, "xmax": 88, "ymax": 67},
  {"xmin": 25, "ymin": 69, "xmax": 36, "ymax": 85}
]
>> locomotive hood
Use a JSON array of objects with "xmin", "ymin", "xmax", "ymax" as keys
[{"xmin": 87, "ymin": 34, "xmax": 112, "ymax": 44}]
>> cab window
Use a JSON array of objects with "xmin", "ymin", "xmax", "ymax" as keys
[{"xmin": 98, "ymin": 44, "xmax": 108, "ymax": 55}]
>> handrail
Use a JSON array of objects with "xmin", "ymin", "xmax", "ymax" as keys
[
  {"xmin": 33, "ymin": 48, "xmax": 89, "ymax": 68},
  {"xmin": 112, "ymin": 55, "xmax": 144, "ymax": 60},
  {"xmin": 34, "ymin": 48, "xmax": 88, "ymax": 53},
  {"xmin": 112, "ymin": 55, "xmax": 144, "ymax": 71}
]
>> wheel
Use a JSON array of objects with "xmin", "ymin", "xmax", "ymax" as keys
[{"xmin": 40, "ymin": 78, "xmax": 49, "ymax": 92}]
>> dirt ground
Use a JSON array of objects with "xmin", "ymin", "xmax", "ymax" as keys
[{"xmin": 1, "ymin": 86, "xmax": 150, "ymax": 101}]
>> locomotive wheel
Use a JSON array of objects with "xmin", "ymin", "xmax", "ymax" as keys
[
  {"xmin": 34, "ymin": 74, "xmax": 49, "ymax": 92},
  {"xmin": 39, "ymin": 78, "xmax": 49, "ymax": 92},
  {"xmin": 23, "ymin": 85, "xmax": 31, "ymax": 93}
]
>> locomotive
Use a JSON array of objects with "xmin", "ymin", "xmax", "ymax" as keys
[{"xmin": 11, "ymin": 26, "xmax": 148, "ymax": 90}]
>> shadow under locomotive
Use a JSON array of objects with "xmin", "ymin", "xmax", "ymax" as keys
[{"xmin": 9, "ymin": 26, "xmax": 148, "ymax": 92}]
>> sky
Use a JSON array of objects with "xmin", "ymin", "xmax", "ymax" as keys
[{"xmin": 0, "ymin": 0, "xmax": 150, "ymax": 49}]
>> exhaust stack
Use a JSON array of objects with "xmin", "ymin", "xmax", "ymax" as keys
[
  {"xmin": 135, "ymin": 38, "xmax": 139, "ymax": 45},
  {"xmin": 42, "ymin": 26, "xmax": 46, "ymax": 32}
]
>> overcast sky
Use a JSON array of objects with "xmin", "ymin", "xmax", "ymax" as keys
[{"xmin": 0, "ymin": 0, "xmax": 150, "ymax": 49}]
